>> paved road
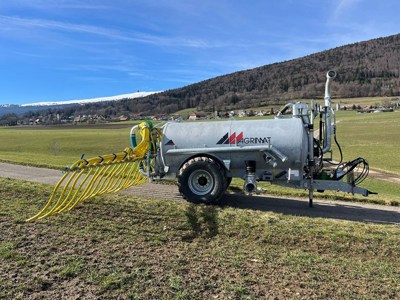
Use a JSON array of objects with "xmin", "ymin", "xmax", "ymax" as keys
[
  {"xmin": 1, "ymin": 162, "xmax": 399, "ymax": 224},
  {"xmin": 0, "ymin": 162, "xmax": 63, "ymax": 185}
]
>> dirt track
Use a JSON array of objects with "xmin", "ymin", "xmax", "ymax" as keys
[
  {"xmin": 0, "ymin": 162, "xmax": 399, "ymax": 224},
  {"xmin": 368, "ymin": 169, "xmax": 400, "ymax": 183}
]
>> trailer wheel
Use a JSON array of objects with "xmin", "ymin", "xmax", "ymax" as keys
[
  {"xmin": 178, "ymin": 157, "xmax": 226, "ymax": 204},
  {"xmin": 225, "ymin": 177, "xmax": 232, "ymax": 190}
]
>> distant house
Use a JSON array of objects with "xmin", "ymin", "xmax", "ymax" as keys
[
  {"xmin": 118, "ymin": 115, "xmax": 130, "ymax": 122},
  {"xmin": 256, "ymin": 110, "xmax": 266, "ymax": 117},
  {"xmin": 188, "ymin": 112, "xmax": 207, "ymax": 120},
  {"xmin": 169, "ymin": 115, "xmax": 183, "ymax": 121},
  {"xmin": 131, "ymin": 114, "xmax": 144, "ymax": 120},
  {"xmin": 222, "ymin": 112, "xmax": 230, "ymax": 118},
  {"xmin": 238, "ymin": 110, "xmax": 247, "ymax": 118},
  {"xmin": 152, "ymin": 114, "xmax": 169, "ymax": 121},
  {"xmin": 73, "ymin": 115, "xmax": 88, "ymax": 123}
]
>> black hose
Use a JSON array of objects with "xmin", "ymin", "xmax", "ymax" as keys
[
  {"xmin": 327, "ymin": 127, "xmax": 343, "ymax": 166},
  {"xmin": 313, "ymin": 138, "xmax": 324, "ymax": 168},
  {"xmin": 335, "ymin": 157, "xmax": 369, "ymax": 185}
]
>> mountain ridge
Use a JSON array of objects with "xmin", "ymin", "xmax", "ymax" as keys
[
  {"xmin": 0, "ymin": 91, "xmax": 160, "ymax": 116},
  {"xmin": 110, "ymin": 33, "xmax": 400, "ymax": 115},
  {"xmin": 3, "ymin": 33, "xmax": 400, "ymax": 120}
]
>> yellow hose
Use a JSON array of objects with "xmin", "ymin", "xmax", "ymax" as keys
[{"xmin": 27, "ymin": 121, "xmax": 162, "ymax": 221}]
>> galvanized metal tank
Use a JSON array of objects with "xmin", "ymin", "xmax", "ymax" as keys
[{"xmin": 160, "ymin": 118, "xmax": 308, "ymax": 180}]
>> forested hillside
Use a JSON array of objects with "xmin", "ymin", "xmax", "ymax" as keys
[
  {"xmin": 143, "ymin": 33, "xmax": 400, "ymax": 114},
  {"xmin": 22, "ymin": 33, "xmax": 400, "ymax": 119}
]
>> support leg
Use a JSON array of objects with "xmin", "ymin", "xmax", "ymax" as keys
[{"xmin": 309, "ymin": 188, "xmax": 314, "ymax": 207}]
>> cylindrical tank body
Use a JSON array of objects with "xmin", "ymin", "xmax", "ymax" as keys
[{"xmin": 160, "ymin": 118, "xmax": 308, "ymax": 181}]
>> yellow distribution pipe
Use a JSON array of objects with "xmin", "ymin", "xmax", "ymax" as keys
[
  {"xmin": 55, "ymin": 168, "xmax": 89, "ymax": 211},
  {"xmin": 95, "ymin": 163, "xmax": 122, "ymax": 195},
  {"xmin": 27, "ymin": 121, "xmax": 162, "ymax": 221}
]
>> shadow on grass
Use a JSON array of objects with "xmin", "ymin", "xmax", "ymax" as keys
[
  {"xmin": 218, "ymin": 193, "xmax": 400, "ymax": 225},
  {"xmin": 184, "ymin": 204, "xmax": 219, "ymax": 240}
]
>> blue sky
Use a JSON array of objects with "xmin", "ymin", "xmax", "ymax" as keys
[{"xmin": 0, "ymin": 0, "xmax": 399, "ymax": 105}]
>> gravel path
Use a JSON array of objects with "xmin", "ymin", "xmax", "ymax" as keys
[
  {"xmin": 0, "ymin": 162, "xmax": 63, "ymax": 185},
  {"xmin": 1, "ymin": 162, "xmax": 399, "ymax": 224}
]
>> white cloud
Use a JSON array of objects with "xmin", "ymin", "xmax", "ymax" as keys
[
  {"xmin": 332, "ymin": 0, "xmax": 363, "ymax": 20},
  {"xmin": 0, "ymin": 15, "xmax": 224, "ymax": 49},
  {"xmin": 0, "ymin": 15, "xmax": 132, "ymax": 41}
]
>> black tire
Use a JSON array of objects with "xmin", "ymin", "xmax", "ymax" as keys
[
  {"xmin": 178, "ymin": 157, "xmax": 226, "ymax": 204},
  {"xmin": 225, "ymin": 177, "xmax": 232, "ymax": 190}
]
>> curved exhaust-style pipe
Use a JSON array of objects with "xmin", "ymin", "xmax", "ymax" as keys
[
  {"xmin": 322, "ymin": 70, "xmax": 336, "ymax": 154},
  {"xmin": 324, "ymin": 70, "xmax": 336, "ymax": 107}
]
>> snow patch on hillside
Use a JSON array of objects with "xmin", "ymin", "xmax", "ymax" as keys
[{"xmin": 20, "ymin": 91, "xmax": 160, "ymax": 107}]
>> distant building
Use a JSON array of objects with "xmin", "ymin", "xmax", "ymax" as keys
[
  {"xmin": 118, "ymin": 115, "xmax": 130, "ymax": 122},
  {"xmin": 169, "ymin": 115, "xmax": 183, "ymax": 121},
  {"xmin": 256, "ymin": 110, "xmax": 266, "ymax": 117},
  {"xmin": 188, "ymin": 112, "xmax": 207, "ymax": 120},
  {"xmin": 238, "ymin": 110, "xmax": 247, "ymax": 118}
]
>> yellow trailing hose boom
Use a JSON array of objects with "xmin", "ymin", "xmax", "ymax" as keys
[{"xmin": 27, "ymin": 121, "xmax": 162, "ymax": 221}]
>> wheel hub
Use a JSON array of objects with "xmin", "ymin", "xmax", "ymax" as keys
[{"xmin": 188, "ymin": 169, "xmax": 214, "ymax": 195}]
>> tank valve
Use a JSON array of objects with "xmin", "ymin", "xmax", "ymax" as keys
[{"xmin": 244, "ymin": 160, "xmax": 257, "ymax": 193}]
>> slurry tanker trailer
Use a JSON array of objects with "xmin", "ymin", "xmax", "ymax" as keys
[
  {"xmin": 28, "ymin": 70, "xmax": 373, "ymax": 221},
  {"xmin": 154, "ymin": 70, "xmax": 372, "ymax": 206}
]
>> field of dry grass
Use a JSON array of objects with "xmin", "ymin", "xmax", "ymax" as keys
[{"xmin": 1, "ymin": 178, "xmax": 399, "ymax": 299}]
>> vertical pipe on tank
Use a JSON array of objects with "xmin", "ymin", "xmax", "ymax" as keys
[
  {"xmin": 308, "ymin": 99, "xmax": 315, "ymax": 207},
  {"xmin": 322, "ymin": 70, "xmax": 336, "ymax": 154}
]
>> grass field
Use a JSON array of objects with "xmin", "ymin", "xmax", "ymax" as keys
[
  {"xmin": 0, "ymin": 124, "xmax": 131, "ymax": 169},
  {"xmin": 1, "ymin": 178, "xmax": 399, "ymax": 299},
  {"xmin": 0, "ymin": 110, "xmax": 399, "ymax": 172},
  {"xmin": 334, "ymin": 96, "xmax": 399, "ymax": 106},
  {"xmin": 330, "ymin": 110, "xmax": 400, "ymax": 174}
]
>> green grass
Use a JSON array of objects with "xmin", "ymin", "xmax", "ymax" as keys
[
  {"xmin": 331, "ymin": 110, "xmax": 400, "ymax": 174},
  {"xmin": 334, "ymin": 96, "xmax": 398, "ymax": 106},
  {"xmin": 0, "ymin": 177, "xmax": 399, "ymax": 299},
  {"xmin": 0, "ymin": 125, "xmax": 132, "ymax": 168},
  {"xmin": 173, "ymin": 107, "xmax": 199, "ymax": 117},
  {"xmin": 359, "ymin": 178, "xmax": 400, "ymax": 204}
]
